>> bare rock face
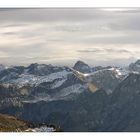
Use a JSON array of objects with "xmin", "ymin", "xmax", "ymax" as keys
[
  {"xmin": 73, "ymin": 61, "xmax": 92, "ymax": 73},
  {"xmin": 129, "ymin": 60, "xmax": 140, "ymax": 73},
  {"xmin": 106, "ymin": 73, "xmax": 140, "ymax": 132}
]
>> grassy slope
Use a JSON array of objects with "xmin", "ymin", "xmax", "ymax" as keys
[{"xmin": 0, "ymin": 113, "xmax": 29, "ymax": 132}]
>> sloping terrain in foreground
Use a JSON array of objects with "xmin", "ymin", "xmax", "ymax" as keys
[
  {"xmin": 0, "ymin": 113, "xmax": 29, "ymax": 132},
  {"xmin": 0, "ymin": 113, "xmax": 60, "ymax": 132}
]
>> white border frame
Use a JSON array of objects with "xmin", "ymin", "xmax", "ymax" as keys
[
  {"xmin": 0, "ymin": 0, "xmax": 140, "ymax": 7},
  {"xmin": 0, "ymin": 0, "xmax": 140, "ymax": 139}
]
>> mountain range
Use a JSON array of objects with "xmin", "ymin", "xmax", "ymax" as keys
[{"xmin": 0, "ymin": 60, "xmax": 140, "ymax": 131}]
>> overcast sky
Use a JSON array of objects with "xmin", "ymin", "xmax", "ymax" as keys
[{"xmin": 0, "ymin": 8, "xmax": 140, "ymax": 67}]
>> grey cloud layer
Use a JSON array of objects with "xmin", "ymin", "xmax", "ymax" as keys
[{"xmin": 0, "ymin": 8, "xmax": 140, "ymax": 66}]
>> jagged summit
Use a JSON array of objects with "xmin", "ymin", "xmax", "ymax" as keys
[
  {"xmin": 26, "ymin": 63, "xmax": 65, "ymax": 76},
  {"xmin": 73, "ymin": 60, "xmax": 92, "ymax": 73},
  {"xmin": 129, "ymin": 59, "xmax": 140, "ymax": 73},
  {"xmin": 135, "ymin": 59, "xmax": 140, "ymax": 65}
]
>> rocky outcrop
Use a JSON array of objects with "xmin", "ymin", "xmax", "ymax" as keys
[{"xmin": 73, "ymin": 61, "xmax": 92, "ymax": 73}]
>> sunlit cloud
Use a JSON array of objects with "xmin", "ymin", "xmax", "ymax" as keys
[{"xmin": 100, "ymin": 8, "xmax": 139, "ymax": 12}]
